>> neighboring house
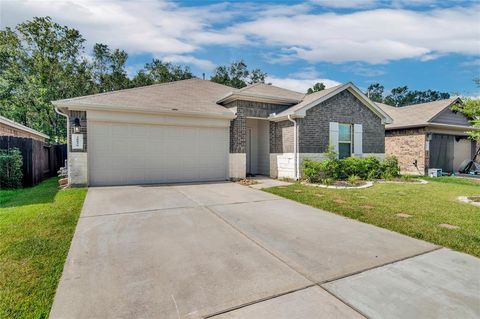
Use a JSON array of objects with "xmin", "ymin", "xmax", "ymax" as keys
[
  {"xmin": 53, "ymin": 79, "xmax": 392, "ymax": 186},
  {"xmin": 0, "ymin": 115, "xmax": 49, "ymax": 142},
  {"xmin": 377, "ymin": 98, "xmax": 479, "ymax": 175}
]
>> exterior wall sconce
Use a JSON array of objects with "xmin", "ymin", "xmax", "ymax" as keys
[{"xmin": 73, "ymin": 117, "xmax": 81, "ymax": 133}]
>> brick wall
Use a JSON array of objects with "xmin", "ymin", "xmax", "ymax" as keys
[
  {"xmin": 224, "ymin": 100, "xmax": 290, "ymax": 153},
  {"xmin": 0, "ymin": 123, "xmax": 47, "ymax": 142},
  {"xmin": 385, "ymin": 128, "xmax": 427, "ymax": 175},
  {"xmin": 298, "ymin": 90, "xmax": 385, "ymax": 153},
  {"xmin": 68, "ymin": 110, "xmax": 87, "ymax": 153},
  {"xmin": 270, "ymin": 120, "xmax": 294, "ymax": 153}
]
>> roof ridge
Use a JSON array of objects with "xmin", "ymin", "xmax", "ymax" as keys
[
  {"xmin": 397, "ymin": 98, "xmax": 458, "ymax": 109},
  {"xmin": 55, "ymin": 78, "xmax": 204, "ymax": 103}
]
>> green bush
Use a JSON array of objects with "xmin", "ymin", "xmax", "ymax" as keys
[
  {"xmin": 381, "ymin": 156, "xmax": 400, "ymax": 179},
  {"xmin": 301, "ymin": 152, "xmax": 400, "ymax": 183},
  {"xmin": 0, "ymin": 148, "xmax": 23, "ymax": 189}
]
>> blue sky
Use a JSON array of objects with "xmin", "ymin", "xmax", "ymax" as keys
[{"xmin": 2, "ymin": 0, "xmax": 479, "ymax": 95}]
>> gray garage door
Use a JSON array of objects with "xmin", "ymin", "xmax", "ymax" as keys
[{"xmin": 88, "ymin": 122, "xmax": 229, "ymax": 186}]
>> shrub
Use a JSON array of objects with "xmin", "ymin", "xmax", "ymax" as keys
[
  {"xmin": 347, "ymin": 174, "xmax": 361, "ymax": 185},
  {"xmin": 301, "ymin": 154, "xmax": 400, "ymax": 183},
  {"xmin": 302, "ymin": 159, "xmax": 325, "ymax": 183},
  {"xmin": 381, "ymin": 156, "xmax": 400, "ymax": 179},
  {"xmin": 0, "ymin": 148, "xmax": 23, "ymax": 189}
]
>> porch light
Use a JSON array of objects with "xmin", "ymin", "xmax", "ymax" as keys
[{"xmin": 73, "ymin": 117, "xmax": 81, "ymax": 133}]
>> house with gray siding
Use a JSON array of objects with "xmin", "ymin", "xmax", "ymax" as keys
[
  {"xmin": 377, "ymin": 98, "xmax": 479, "ymax": 175},
  {"xmin": 53, "ymin": 79, "xmax": 392, "ymax": 186}
]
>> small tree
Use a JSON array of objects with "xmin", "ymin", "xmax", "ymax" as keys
[
  {"xmin": 453, "ymin": 98, "xmax": 480, "ymax": 141},
  {"xmin": 307, "ymin": 82, "xmax": 325, "ymax": 94},
  {"xmin": 0, "ymin": 148, "xmax": 23, "ymax": 189}
]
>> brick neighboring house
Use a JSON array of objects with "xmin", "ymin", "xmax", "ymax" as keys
[
  {"xmin": 377, "ymin": 99, "xmax": 479, "ymax": 175},
  {"xmin": 53, "ymin": 79, "xmax": 392, "ymax": 186},
  {"xmin": 0, "ymin": 115, "xmax": 49, "ymax": 142}
]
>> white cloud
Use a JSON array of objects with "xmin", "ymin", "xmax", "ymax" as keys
[
  {"xmin": 309, "ymin": 0, "xmax": 377, "ymax": 8},
  {"xmin": 266, "ymin": 76, "xmax": 341, "ymax": 93},
  {"xmin": 342, "ymin": 63, "xmax": 385, "ymax": 77},
  {"xmin": 162, "ymin": 55, "xmax": 216, "ymax": 71},
  {"xmin": 1, "ymin": 0, "xmax": 479, "ymax": 67},
  {"xmin": 228, "ymin": 6, "xmax": 480, "ymax": 64}
]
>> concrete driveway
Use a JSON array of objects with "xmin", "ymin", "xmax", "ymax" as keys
[{"xmin": 50, "ymin": 182, "xmax": 480, "ymax": 319}]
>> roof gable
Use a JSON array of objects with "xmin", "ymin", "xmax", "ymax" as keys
[
  {"xmin": 272, "ymin": 83, "xmax": 393, "ymax": 124},
  {"xmin": 377, "ymin": 98, "xmax": 466, "ymax": 129}
]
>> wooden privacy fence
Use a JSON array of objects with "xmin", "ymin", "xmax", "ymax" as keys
[{"xmin": 0, "ymin": 136, "xmax": 67, "ymax": 187}]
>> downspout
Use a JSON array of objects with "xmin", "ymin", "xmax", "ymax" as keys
[{"xmin": 287, "ymin": 114, "xmax": 299, "ymax": 180}]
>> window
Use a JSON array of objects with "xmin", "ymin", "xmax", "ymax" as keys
[{"xmin": 338, "ymin": 123, "xmax": 352, "ymax": 159}]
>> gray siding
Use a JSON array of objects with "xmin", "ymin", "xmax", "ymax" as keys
[
  {"xmin": 430, "ymin": 107, "xmax": 471, "ymax": 126},
  {"xmin": 297, "ymin": 90, "xmax": 385, "ymax": 153},
  {"xmin": 225, "ymin": 100, "xmax": 291, "ymax": 153}
]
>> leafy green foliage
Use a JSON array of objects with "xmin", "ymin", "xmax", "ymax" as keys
[
  {"xmin": 0, "ymin": 17, "xmax": 96, "ymax": 142},
  {"xmin": 92, "ymin": 43, "xmax": 130, "ymax": 92},
  {"xmin": 0, "ymin": 17, "xmax": 226, "ymax": 142},
  {"xmin": 452, "ymin": 85, "xmax": 480, "ymax": 142},
  {"xmin": 302, "ymin": 152, "xmax": 400, "ymax": 182},
  {"xmin": 366, "ymin": 83, "xmax": 384, "ymax": 102},
  {"xmin": 366, "ymin": 82, "xmax": 450, "ymax": 107},
  {"xmin": 210, "ymin": 59, "xmax": 266, "ymax": 88},
  {"xmin": 0, "ymin": 148, "xmax": 23, "ymax": 189},
  {"xmin": 307, "ymin": 82, "xmax": 325, "ymax": 94},
  {"xmin": 131, "ymin": 59, "xmax": 193, "ymax": 87}
]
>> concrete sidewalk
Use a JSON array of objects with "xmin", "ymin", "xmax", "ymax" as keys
[{"xmin": 50, "ymin": 182, "xmax": 480, "ymax": 319}]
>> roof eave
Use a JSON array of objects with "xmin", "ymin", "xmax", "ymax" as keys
[
  {"xmin": 386, "ymin": 122, "xmax": 478, "ymax": 132},
  {"xmin": 53, "ymin": 102, "xmax": 237, "ymax": 120}
]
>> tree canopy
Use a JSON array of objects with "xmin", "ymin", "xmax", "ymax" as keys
[
  {"xmin": 0, "ymin": 17, "xmax": 200, "ymax": 142},
  {"xmin": 453, "ymin": 80, "xmax": 480, "ymax": 141},
  {"xmin": 307, "ymin": 82, "xmax": 325, "ymax": 94},
  {"xmin": 366, "ymin": 82, "xmax": 450, "ymax": 107},
  {"xmin": 210, "ymin": 60, "xmax": 266, "ymax": 89}
]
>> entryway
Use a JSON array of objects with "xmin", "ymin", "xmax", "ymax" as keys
[{"xmin": 246, "ymin": 118, "xmax": 270, "ymax": 176}]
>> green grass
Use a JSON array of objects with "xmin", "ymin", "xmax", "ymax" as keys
[
  {"xmin": 265, "ymin": 176, "xmax": 480, "ymax": 257},
  {"xmin": 0, "ymin": 178, "xmax": 87, "ymax": 318}
]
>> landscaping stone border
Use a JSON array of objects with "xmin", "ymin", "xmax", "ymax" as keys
[
  {"xmin": 302, "ymin": 181, "xmax": 374, "ymax": 189},
  {"xmin": 457, "ymin": 196, "xmax": 480, "ymax": 208}
]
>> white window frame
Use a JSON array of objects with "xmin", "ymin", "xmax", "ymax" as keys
[{"xmin": 338, "ymin": 123, "xmax": 353, "ymax": 159}]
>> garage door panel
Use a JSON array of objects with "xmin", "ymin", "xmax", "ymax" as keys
[{"xmin": 89, "ymin": 122, "xmax": 228, "ymax": 186}]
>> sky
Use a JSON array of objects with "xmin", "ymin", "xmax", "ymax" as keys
[{"xmin": 1, "ymin": 0, "xmax": 479, "ymax": 96}]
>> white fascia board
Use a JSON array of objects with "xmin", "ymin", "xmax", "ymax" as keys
[{"xmin": 53, "ymin": 102, "xmax": 237, "ymax": 120}]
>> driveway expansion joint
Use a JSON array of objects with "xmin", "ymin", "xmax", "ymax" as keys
[
  {"xmin": 318, "ymin": 245, "xmax": 443, "ymax": 286},
  {"xmin": 79, "ymin": 205, "xmax": 198, "ymax": 219},
  {"xmin": 202, "ymin": 284, "xmax": 316, "ymax": 318}
]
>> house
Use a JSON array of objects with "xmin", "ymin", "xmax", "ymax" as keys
[
  {"xmin": 53, "ymin": 79, "xmax": 392, "ymax": 186},
  {"xmin": 377, "ymin": 98, "xmax": 479, "ymax": 175},
  {"xmin": 0, "ymin": 115, "xmax": 49, "ymax": 142}
]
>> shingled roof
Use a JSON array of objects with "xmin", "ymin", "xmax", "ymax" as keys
[
  {"xmin": 376, "ymin": 98, "xmax": 462, "ymax": 129},
  {"xmin": 53, "ymin": 78, "xmax": 236, "ymax": 119}
]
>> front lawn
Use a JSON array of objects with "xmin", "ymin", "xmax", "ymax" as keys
[
  {"xmin": 265, "ymin": 177, "xmax": 480, "ymax": 257},
  {"xmin": 0, "ymin": 178, "xmax": 87, "ymax": 318}
]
